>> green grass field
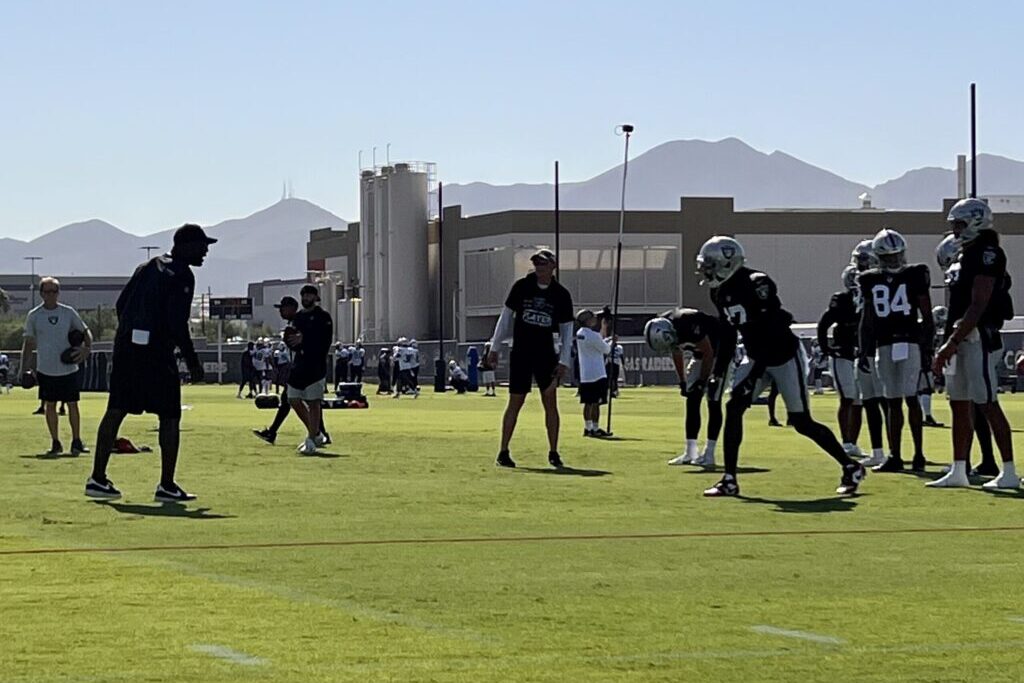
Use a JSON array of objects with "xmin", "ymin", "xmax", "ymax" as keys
[{"xmin": 2, "ymin": 385, "xmax": 1024, "ymax": 682}]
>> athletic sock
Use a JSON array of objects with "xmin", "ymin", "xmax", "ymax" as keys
[
  {"xmin": 585, "ymin": 420, "xmax": 595, "ymax": 431},
  {"xmin": 951, "ymin": 460, "xmax": 968, "ymax": 477},
  {"xmin": 1002, "ymin": 461, "xmax": 1017, "ymax": 478},
  {"xmin": 920, "ymin": 394, "xmax": 932, "ymax": 417},
  {"xmin": 872, "ymin": 447, "xmax": 884, "ymax": 458},
  {"xmin": 704, "ymin": 440, "xmax": 717, "ymax": 458},
  {"xmin": 685, "ymin": 438, "xmax": 698, "ymax": 455}
]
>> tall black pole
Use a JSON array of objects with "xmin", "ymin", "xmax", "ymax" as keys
[
  {"xmin": 970, "ymin": 82, "xmax": 977, "ymax": 198},
  {"xmin": 606, "ymin": 124, "xmax": 633, "ymax": 434},
  {"xmin": 434, "ymin": 182, "xmax": 447, "ymax": 392},
  {"xmin": 554, "ymin": 161, "xmax": 560, "ymax": 276}
]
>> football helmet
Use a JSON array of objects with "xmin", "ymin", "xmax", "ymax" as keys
[
  {"xmin": 871, "ymin": 228, "xmax": 907, "ymax": 272},
  {"xmin": 643, "ymin": 317, "xmax": 678, "ymax": 353},
  {"xmin": 696, "ymin": 236, "xmax": 745, "ymax": 286},
  {"xmin": 947, "ymin": 197, "xmax": 993, "ymax": 244},
  {"xmin": 841, "ymin": 264, "xmax": 859, "ymax": 291},
  {"xmin": 935, "ymin": 233, "xmax": 960, "ymax": 269},
  {"xmin": 932, "ymin": 305, "xmax": 948, "ymax": 328},
  {"xmin": 851, "ymin": 239, "xmax": 880, "ymax": 272}
]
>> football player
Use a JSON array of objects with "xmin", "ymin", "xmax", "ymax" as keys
[
  {"xmin": 930, "ymin": 199, "xmax": 1018, "ymax": 488},
  {"xmin": 696, "ymin": 236, "xmax": 866, "ymax": 497},
  {"xmin": 858, "ymin": 228, "xmax": 933, "ymax": 472},
  {"xmin": 644, "ymin": 307, "xmax": 726, "ymax": 468},
  {"xmin": 817, "ymin": 265, "xmax": 879, "ymax": 460},
  {"xmin": 849, "ymin": 240, "xmax": 889, "ymax": 464}
]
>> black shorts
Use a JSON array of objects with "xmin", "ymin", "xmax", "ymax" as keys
[
  {"xmin": 108, "ymin": 343, "xmax": 182, "ymax": 419},
  {"xmin": 38, "ymin": 372, "xmax": 80, "ymax": 403},
  {"xmin": 578, "ymin": 378, "xmax": 608, "ymax": 405},
  {"xmin": 508, "ymin": 350, "xmax": 558, "ymax": 395}
]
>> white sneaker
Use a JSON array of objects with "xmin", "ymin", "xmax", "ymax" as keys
[
  {"xmin": 981, "ymin": 471, "xmax": 1022, "ymax": 490},
  {"xmin": 926, "ymin": 470, "xmax": 970, "ymax": 488},
  {"xmin": 844, "ymin": 444, "xmax": 864, "ymax": 458},
  {"xmin": 314, "ymin": 434, "xmax": 327, "ymax": 447},
  {"xmin": 297, "ymin": 437, "xmax": 317, "ymax": 454},
  {"xmin": 693, "ymin": 452, "xmax": 716, "ymax": 468},
  {"xmin": 860, "ymin": 452, "xmax": 887, "ymax": 468},
  {"xmin": 667, "ymin": 453, "xmax": 694, "ymax": 466}
]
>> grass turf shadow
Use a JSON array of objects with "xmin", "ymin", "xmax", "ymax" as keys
[
  {"xmin": 738, "ymin": 495, "xmax": 862, "ymax": 513},
  {"xmin": 19, "ymin": 452, "xmax": 82, "ymax": 460},
  {"xmin": 513, "ymin": 466, "xmax": 612, "ymax": 478},
  {"xmin": 680, "ymin": 466, "xmax": 772, "ymax": 475},
  {"xmin": 91, "ymin": 501, "xmax": 235, "ymax": 519}
]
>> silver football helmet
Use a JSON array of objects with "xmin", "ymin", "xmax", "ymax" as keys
[
  {"xmin": 851, "ymin": 239, "xmax": 880, "ymax": 272},
  {"xmin": 947, "ymin": 197, "xmax": 993, "ymax": 244},
  {"xmin": 696, "ymin": 236, "xmax": 745, "ymax": 286},
  {"xmin": 871, "ymin": 228, "xmax": 907, "ymax": 272},
  {"xmin": 644, "ymin": 317, "xmax": 678, "ymax": 353},
  {"xmin": 935, "ymin": 233, "xmax": 960, "ymax": 269},
  {"xmin": 841, "ymin": 264, "xmax": 859, "ymax": 291},
  {"xmin": 932, "ymin": 305, "xmax": 948, "ymax": 328}
]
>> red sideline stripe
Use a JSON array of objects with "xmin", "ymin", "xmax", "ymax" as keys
[{"xmin": 2, "ymin": 525, "xmax": 1024, "ymax": 557}]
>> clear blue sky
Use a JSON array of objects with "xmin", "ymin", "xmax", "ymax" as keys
[{"xmin": 2, "ymin": 0, "xmax": 1022, "ymax": 240}]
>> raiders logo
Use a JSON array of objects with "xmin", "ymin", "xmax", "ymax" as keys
[
  {"xmin": 755, "ymin": 282, "xmax": 771, "ymax": 300},
  {"xmin": 721, "ymin": 245, "xmax": 736, "ymax": 259}
]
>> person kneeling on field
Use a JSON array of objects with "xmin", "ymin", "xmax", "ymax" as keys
[{"xmin": 449, "ymin": 360, "xmax": 469, "ymax": 393}]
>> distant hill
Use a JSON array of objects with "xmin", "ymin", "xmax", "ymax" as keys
[
  {"xmin": 441, "ymin": 139, "xmax": 1024, "ymax": 214},
  {"xmin": 0, "ymin": 198, "xmax": 349, "ymax": 294}
]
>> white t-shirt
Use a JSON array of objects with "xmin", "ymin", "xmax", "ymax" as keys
[
  {"xmin": 398, "ymin": 347, "xmax": 415, "ymax": 371},
  {"xmin": 451, "ymin": 365, "xmax": 467, "ymax": 381},
  {"xmin": 575, "ymin": 327, "xmax": 611, "ymax": 384},
  {"xmin": 252, "ymin": 348, "xmax": 270, "ymax": 371},
  {"xmin": 24, "ymin": 303, "xmax": 88, "ymax": 377},
  {"xmin": 350, "ymin": 347, "xmax": 365, "ymax": 367},
  {"xmin": 410, "ymin": 348, "xmax": 420, "ymax": 368}
]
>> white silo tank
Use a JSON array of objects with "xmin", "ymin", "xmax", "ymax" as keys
[{"xmin": 385, "ymin": 163, "xmax": 430, "ymax": 339}]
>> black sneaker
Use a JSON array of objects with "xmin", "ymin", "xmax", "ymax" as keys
[
  {"xmin": 46, "ymin": 440, "xmax": 63, "ymax": 456},
  {"xmin": 155, "ymin": 483, "xmax": 197, "ymax": 502},
  {"xmin": 32, "ymin": 407, "xmax": 44, "ymax": 415},
  {"xmin": 85, "ymin": 477, "xmax": 121, "ymax": 499},
  {"xmin": 704, "ymin": 475, "xmax": 740, "ymax": 497},
  {"xmin": 495, "ymin": 450, "xmax": 516, "ymax": 468},
  {"xmin": 71, "ymin": 439, "xmax": 90, "ymax": 456},
  {"xmin": 768, "ymin": 419, "xmax": 783, "ymax": 428},
  {"xmin": 911, "ymin": 455, "xmax": 927, "ymax": 473},
  {"xmin": 923, "ymin": 416, "xmax": 945, "ymax": 428},
  {"xmin": 58, "ymin": 407, "xmax": 66, "ymax": 416},
  {"xmin": 837, "ymin": 462, "xmax": 866, "ymax": 495},
  {"xmin": 583, "ymin": 429, "xmax": 594, "ymax": 437},
  {"xmin": 873, "ymin": 456, "xmax": 905, "ymax": 473},
  {"xmin": 970, "ymin": 462, "xmax": 1001, "ymax": 478},
  {"xmin": 252, "ymin": 428, "xmax": 276, "ymax": 445},
  {"xmin": 548, "ymin": 451, "xmax": 565, "ymax": 469},
  {"xmin": 594, "ymin": 428, "xmax": 613, "ymax": 438}
]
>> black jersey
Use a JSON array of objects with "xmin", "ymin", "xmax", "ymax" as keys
[
  {"xmin": 711, "ymin": 267, "xmax": 798, "ymax": 366},
  {"xmin": 859, "ymin": 264, "xmax": 930, "ymax": 351},
  {"xmin": 948, "ymin": 231, "xmax": 1012, "ymax": 350},
  {"xmin": 816, "ymin": 289, "xmax": 860, "ymax": 360},
  {"xmin": 663, "ymin": 308, "xmax": 720, "ymax": 351}
]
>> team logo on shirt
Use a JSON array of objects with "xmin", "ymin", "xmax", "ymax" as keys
[
  {"xmin": 755, "ymin": 282, "xmax": 771, "ymax": 300},
  {"xmin": 48, "ymin": 316, "xmax": 59, "ymax": 325},
  {"xmin": 983, "ymin": 249, "xmax": 996, "ymax": 266}
]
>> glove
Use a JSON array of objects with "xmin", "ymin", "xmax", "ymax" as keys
[
  {"xmin": 20, "ymin": 370, "xmax": 37, "ymax": 390},
  {"xmin": 857, "ymin": 355, "xmax": 871, "ymax": 374},
  {"xmin": 187, "ymin": 355, "xmax": 205, "ymax": 383}
]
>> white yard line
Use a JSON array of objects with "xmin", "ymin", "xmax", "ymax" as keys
[
  {"xmin": 750, "ymin": 625, "xmax": 845, "ymax": 645},
  {"xmin": 190, "ymin": 644, "xmax": 267, "ymax": 666}
]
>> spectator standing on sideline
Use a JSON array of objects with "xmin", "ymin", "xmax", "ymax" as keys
[
  {"xmin": 575, "ymin": 309, "xmax": 613, "ymax": 438},
  {"xmin": 479, "ymin": 342, "xmax": 497, "ymax": 397},
  {"xmin": 349, "ymin": 342, "xmax": 365, "ymax": 383},
  {"xmin": 86, "ymin": 224, "xmax": 214, "ymax": 501},
  {"xmin": 20, "ymin": 277, "xmax": 93, "ymax": 455},
  {"xmin": 273, "ymin": 341, "xmax": 290, "ymax": 395},
  {"xmin": 487, "ymin": 248, "xmax": 574, "ymax": 469},
  {"xmin": 237, "ymin": 341, "xmax": 256, "ymax": 399},
  {"xmin": 333, "ymin": 342, "xmax": 350, "ymax": 391},
  {"xmin": 286, "ymin": 284, "xmax": 334, "ymax": 455}
]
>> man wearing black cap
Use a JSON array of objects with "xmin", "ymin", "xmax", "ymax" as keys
[
  {"xmin": 252, "ymin": 295, "xmax": 332, "ymax": 446},
  {"xmin": 286, "ymin": 284, "xmax": 334, "ymax": 454},
  {"xmin": 85, "ymin": 224, "xmax": 215, "ymax": 501},
  {"xmin": 486, "ymin": 248, "xmax": 574, "ymax": 468}
]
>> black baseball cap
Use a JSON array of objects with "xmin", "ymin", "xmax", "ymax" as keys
[
  {"xmin": 173, "ymin": 224, "xmax": 218, "ymax": 246},
  {"xmin": 300, "ymin": 284, "xmax": 321, "ymax": 301},
  {"xmin": 530, "ymin": 248, "xmax": 556, "ymax": 264},
  {"xmin": 274, "ymin": 296, "xmax": 299, "ymax": 309}
]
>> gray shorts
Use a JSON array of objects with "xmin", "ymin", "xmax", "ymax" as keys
[
  {"xmin": 876, "ymin": 343, "xmax": 921, "ymax": 399},
  {"xmin": 858, "ymin": 358, "xmax": 882, "ymax": 401},
  {"xmin": 288, "ymin": 378, "xmax": 326, "ymax": 402},
  {"xmin": 686, "ymin": 358, "xmax": 730, "ymax": 402},
  {"xmin": 481, "ymin": 370, "xmax": 496, "ymax": 384},
  {"xmin": 732, "ymin": 348, "xmax": 809, "ymax": 414},
  {"xmin": 830, "ymin": 357, "xmax": 859, "ymax": 403},
  {"xmin": 945, "ymin": 337, "xmax": 1000, "ymax": 404}
]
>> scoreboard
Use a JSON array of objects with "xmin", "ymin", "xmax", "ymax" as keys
[{"xmin": 210, "ymin": 297, "xmax": 253, "ymax": 320}]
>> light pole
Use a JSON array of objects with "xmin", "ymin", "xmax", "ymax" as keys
[
  {"xmin": 24, "ymin": 256, "xmax": 42, "ymax": 307},
  {"xmin": 140, "ymin": 245, "xmax": 161, "ymax": 260}
]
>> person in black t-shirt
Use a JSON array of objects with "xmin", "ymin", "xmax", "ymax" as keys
[
  {"xmin": 696, "ymin": 236, "xmax": 865, "ymax": 498},
  {"xmin": 645, "ymin": 307, "xmax": 726, "ymax": 468},
  {"xmin": 930, "ymin": 199, "xmax": 1019, "ymax": 489},
  {"xmin": 85, "ymin": 224, "xmax": 215, "ymax": 502},
  {"xmin": 486, "ymin": 249, "xmax": 574, "ymax": 469},
  {"xmin": 287, "ymin": 284, "xmax": 334, "ymax": 455},
  {"xmin": 858, "ymin": 228, "xmax": 933, "ymax": 473}
]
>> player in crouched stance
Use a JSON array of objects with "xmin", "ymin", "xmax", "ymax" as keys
[
  {"xmin": 930, "ymin": 199, "xmax": 1019, "ymax": 489},
  {"xmin": 696, "ymin": 236, "xmax": 866, "ymax": 497}
]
